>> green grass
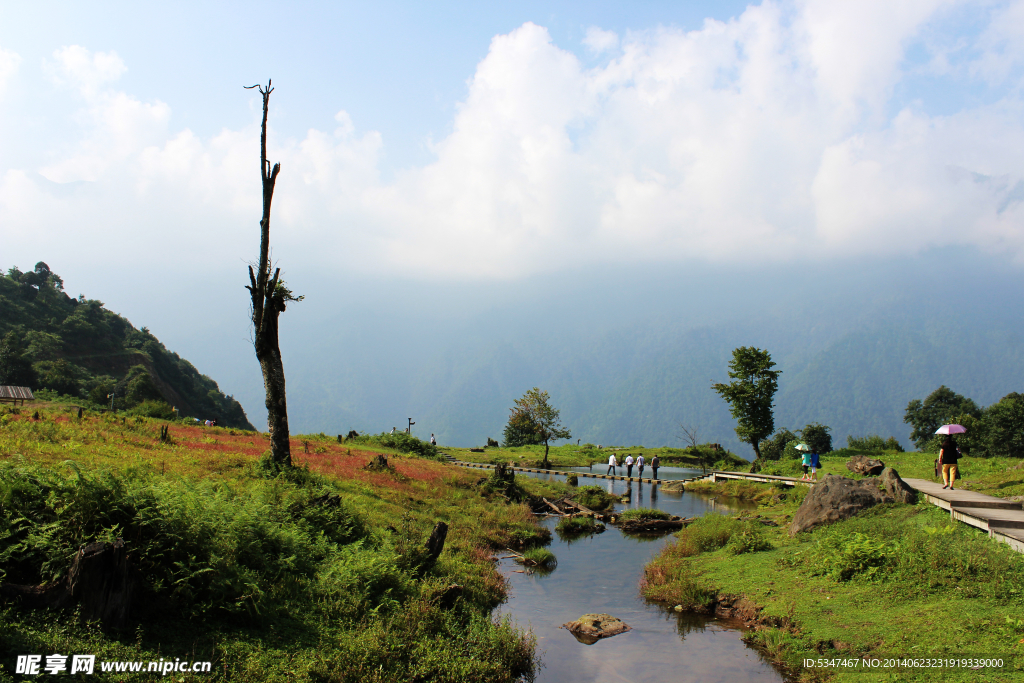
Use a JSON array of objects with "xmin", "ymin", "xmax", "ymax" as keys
[
  {"xmin": 517, "ymin": 547, "xmax": 557, "ymax": 570},
  {"xmin": 0, "ymin": 405, "xmax": 546, "ymax": 682},
  {"xmin": 642, "ymin": 479, "xmax": 1024, "ymax": 682},
  {"xmin": 573, "ymin": 484, "xmax": 616, "ymax": 511},
  {"xmin": 617, "ymin": 507, "xmax": 670, "ymax": 521},
  {"xmin": 555, "ymin": 516, "xmax": 602, "ymax": 537}
]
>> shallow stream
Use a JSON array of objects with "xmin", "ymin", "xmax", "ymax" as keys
[{"xmin": 497, "ymin": 466, "xmax": 786, "ymax": 683}]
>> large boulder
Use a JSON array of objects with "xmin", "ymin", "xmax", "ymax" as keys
[
  {"xmin": 847, "ymin": 455, "xmax": 885, "ymax": 476},
  {"xmin": 879, "ymin": 467, "xmax": 917, "ymax": 504},
  {"xmin": 562, "ymin": 613, "xmax": 631, "ymax": 644},
  {"xmin": 790, "ymin": 470, "xmax": 917, "ymax": 535}
]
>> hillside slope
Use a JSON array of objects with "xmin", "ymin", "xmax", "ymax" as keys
[{"xmin": 0, "ymin": 262, "xmax": 253, "ymax": 429}]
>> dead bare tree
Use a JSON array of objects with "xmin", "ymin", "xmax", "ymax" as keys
[
  {"xmin": 678, "ymin": 423, "xmax": 710, "ymax": 473},
  {"xmin": 244, "ymin": 80, "xmax": 302, "ymax": 467}
]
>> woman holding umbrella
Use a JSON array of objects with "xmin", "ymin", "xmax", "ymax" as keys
[
  {"xmin": 936, "ymin": 424, "xmax": 965, "ymax": 490},
  {"xmin": 797, "ymin": 443, "xmax": 812, "ymax": 481}
]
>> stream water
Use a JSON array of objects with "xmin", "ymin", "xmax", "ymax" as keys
[{"xmin": 497, "ymin": 466, "xmax": 786, "ymax": 683}]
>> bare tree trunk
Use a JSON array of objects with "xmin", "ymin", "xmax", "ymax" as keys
[{"xmin": 244, "ymin": 80, "xmax": 295, "ymax": 468}]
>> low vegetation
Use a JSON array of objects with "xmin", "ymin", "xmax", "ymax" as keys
[
  {"xmin": 449, "ymin": 442, "xmax": 747, "ymax": 471},
  {"xmin": 0, "ymin": 404, "xmax": 549, "ymax": 682},
  {"xmin": 616, "ymin": 507, "xmax": 670, "ymax": 522},
  {"xmin": 554, "ymin": 516, "xmax": 603, "ymax": 538}
]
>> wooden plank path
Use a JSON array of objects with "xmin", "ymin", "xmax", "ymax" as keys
[{"xmin": 904, "ymin": 478, "xmax": 1024, "ymax": 553}]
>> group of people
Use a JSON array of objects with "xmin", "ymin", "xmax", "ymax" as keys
[
  {"xmin": 800, "ymin": 449, "xmax": 820, "ymax": 481},
  {"xmin": 606, "ymin": 453, "xmax": 660, "ymax": 480}
]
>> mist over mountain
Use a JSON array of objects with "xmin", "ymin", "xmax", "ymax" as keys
[{"xmin": 174, "ymin": 250, "xmax": 1023, "ymax": 457}]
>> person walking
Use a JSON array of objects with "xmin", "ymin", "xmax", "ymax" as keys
[
  {"xmin": 801, "ymin": 450, "xmax": 812, "ymax": 481},
  {"xmin": 607, "ymin": 453, "xmax": 618, "ymax": 476},
  {"xmin": 430, "ymin": 433, "xmax": 437, "ymax": 446},
  {"xmin": 625, "ymin": 454, "xmax": 634, "ymax": 479},
  {"xmin": 636, "ymin": 454, "xmax": 645, "ymax": 479},
  {"xmin": 939, "ymin": 435, "xmax": 960, "ymax": 490},
  {"xmin": 809, "ymin": 450, "xmax": 820, "ymax": 482},
  {"xmin": 651, "ymin": 454, "xmax": 660, "ymax": 481}
]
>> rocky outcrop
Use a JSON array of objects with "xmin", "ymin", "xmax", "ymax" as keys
[
  {"xmin": 846, "ymin": 455, "xmax": 885, "ymax": 476},
  {"xmin": 562, "ymin": 613, "xmax": 631, "ymax": 644},
  {"xmin": 879, "ymin": 467, "xmax": 917, "ymax": 504},
  {"xmin": 789, "ymin": 471, "xmax": 916, "ymax": 535}
]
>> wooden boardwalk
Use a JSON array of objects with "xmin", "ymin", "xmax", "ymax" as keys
[{"xmin": 904, "ymin": 478, "xmax": 1024, "ymax": 552}]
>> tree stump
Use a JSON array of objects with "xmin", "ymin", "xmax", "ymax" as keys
[
  {"xmin": 424, "ymin": 522, "xmax": 448, "ymax": 564},
  {"xmin": 365, "ymin": 454, "xmax": 390, "ymax": 471},
  {"xmin": 68, "ymin": 540, "xmax": 138, "ymax": 630}
]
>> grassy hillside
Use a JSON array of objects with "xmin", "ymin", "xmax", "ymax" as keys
[
  {"xmin": 0, "ymin": 262, "xmax": 253, "ymax": 429},
  {"xmin": 0, "ymin": 402, "xmax": 563, "ymax": 682}
]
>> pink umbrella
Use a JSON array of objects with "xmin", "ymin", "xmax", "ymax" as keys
[{"xmin": 935, "ymin": 424, "xmax": 967, "ymax": 435}]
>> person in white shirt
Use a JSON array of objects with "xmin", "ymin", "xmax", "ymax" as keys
[
  {"xmin": 636, "ymin": 454, "xmax": 645, "ymax": 479},
  {"xmin": 430, "ymin": 434, "xmax": 437, "ymax": 445},
  {"xmin": 607, "ymin": 454, "xmax": 617, "ymax": 475},
  {"xmin": 625, "ymin": 454, "xmax": 634, "ymax": 478}
]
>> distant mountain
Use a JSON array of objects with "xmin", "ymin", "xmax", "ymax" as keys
[
  {"xmin": 0, "ymin": 262, "xmax": 254, "ymax": 429},
  {"xmin": 249, "ymin": 252, "xmax": 1024, "ymax": 455}
]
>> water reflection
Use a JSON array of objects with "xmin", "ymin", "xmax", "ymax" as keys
[{"xmin": 496, "ymin": 470, "xmax": 777, "ymax": 683}]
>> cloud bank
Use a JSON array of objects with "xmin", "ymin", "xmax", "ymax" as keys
[{"xmin": 3, "ymin": 0, "xmax": 1024, "ymax": 281}]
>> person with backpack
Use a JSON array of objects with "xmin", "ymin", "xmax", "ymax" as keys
[
  {"xmin": 809, "ymin": 450, "xmax": 821, "ymax": 481},
  {"xmin": 939, "ymin": 436, "xmax": 960, "ymax": 490},
  {"xmin": 607, "ymin": 453, "xmax": 618, "ymax": 476},
  {"xmin": 624, "ymin": 454, "xmax": 634, "ymax": 479},
  {"xmin": 651, "ymin": 454, "xmax": 660, "ymax": 481},
  {"xmin": 636, "ymin": 454, "xmax": 645, "ymax": 479}
]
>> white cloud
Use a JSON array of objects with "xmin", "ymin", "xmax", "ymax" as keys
[
  {"xmin": 583, "ymin": 27, "xmax": 619, "ymax": 54},
  {"xmin": 4, "ymin": 2, "xmax": 1024, "ymax": 282},
  {"xmin": 0, "ymin": 47, "xmax": 20, "ymax": 96}
]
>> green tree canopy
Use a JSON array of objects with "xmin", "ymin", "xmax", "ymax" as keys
[
  {"xmin": 507, "ymin": 387, "xmax": 571, "ymax": 467},
  {"xmin": 983, "ymin": 393, "xmax": 1024, "ymax": 458},
  {"xmin": 712, "ymin": 347, "xmax": 780, "ymax": 460},
  {"xmin": 903, "ymin": 386, "xmax": 981, "ymax": 450},
  {"xmin": 799, "ymin": 422, "xmax": 833, "ymax": 454}
]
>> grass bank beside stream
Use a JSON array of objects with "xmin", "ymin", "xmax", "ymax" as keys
[
  {"xmin": 643, "ymin": 459, "xmax": 1024, "ymax": 682},
  {"xmin": 0, "ymin": 403, "xmax": 566, "ymax": 682}
]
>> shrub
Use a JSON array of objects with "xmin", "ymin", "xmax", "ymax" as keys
[
  {"xmin": 617, "ymin": 507, "xmax": 670, "ymax": 522},
  {"xmin": 799, "ymin": 422, "xmax": 833, "ymax": 454},
  {"xmin": 127, "ymin": 400, "xmax": 176, "ymax": 420},
  {"xmin": 810, "ymin": 530, "xmax": 895, "ymax": 581},
  {"xmin": 726, "ymin": 524, "xmax": 773, "ymax": 555},
  {"xmin": 349, "ymin": 431, "xmax": 440, "ymax": 458},
  {"xmin": 574, "ymin": 485, "xmax": 615, "ymax": 511},
  {"xmin": 673, "ymin": 514, "xmax": 744, "ymax": 556},
  {"xmin": 555, "ymin": 516, "xmax": 601, "ymax": 537},
  {"xmin": 846, "ymin": 434, "xmax": 905, "ymax": 452}
]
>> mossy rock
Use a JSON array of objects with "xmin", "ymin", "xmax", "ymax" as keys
[{"xmin": 562, "ymin": 613, "xmax": 631, "ymax": 644}]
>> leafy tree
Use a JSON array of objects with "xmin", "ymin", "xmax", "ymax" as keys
[
  {"xmin": 503, "ymin": 411, "xmax": 543, "ymax": 447},
  {"xmin": 37, "ymin": 358, "xmax": 81, "ymax": 397},
  {"xmin": 799, "ymin": 422, "xmax": 833, "ymax": 454},
  {"xmin": 904, "ymin": 386, "xmax": 981, "ymax": 450},
  {"xmin": 712, "ymin": 347, "xmax": 781, "ymax": 461},
  {"xmin": 507, "ymin": 388, "xmax": 571, "ymax": 468},
  {"xmin": 984, "ymin": 394, "xmax": 1024, "ymax": 458},
  {"xmin": 0, "ymin": 332, "xmax": 36, "ymax": 387},
  {"xmin": 758, "ymin": 428, "xmax": 798, "ymax": 461}
]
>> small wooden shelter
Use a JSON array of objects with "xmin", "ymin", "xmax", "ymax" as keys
[{"xmin": 0, "ymin": 386, "xmax": 34, "ymax": 406}]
